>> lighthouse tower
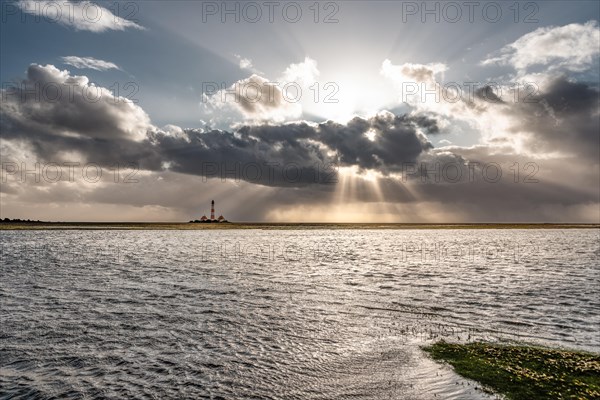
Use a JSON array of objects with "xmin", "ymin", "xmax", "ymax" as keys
[{"xmin": 194, "ymin": 199, "xmax": 227, "ymax": 223}]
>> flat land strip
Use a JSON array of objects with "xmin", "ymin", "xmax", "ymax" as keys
[{"xmin": 1, "ymin": 222, "xmax": 599, "ymax": 230}]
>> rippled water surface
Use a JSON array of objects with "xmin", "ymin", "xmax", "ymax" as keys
[{"xmin": 1, "ymin": 229, "xmax": 599, "ymax": 399}]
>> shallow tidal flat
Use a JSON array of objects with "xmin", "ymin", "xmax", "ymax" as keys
[{"xmin": 1, "ymin": 228, "xmax": 598, "ymax": 398}]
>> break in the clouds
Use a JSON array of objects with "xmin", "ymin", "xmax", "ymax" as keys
[
  {"xmin": 482, "ymin": 21, "xmax": 600, "ymax": 72},
  {"xmin": 61, "ymin": 56, "xmax": 120, "ymax": 71},
  {"xmin": 17, "ymin": 0, "xmax": 144, "ymax": 32}
]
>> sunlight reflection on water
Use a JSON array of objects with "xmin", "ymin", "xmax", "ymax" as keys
[{"xmin": 1, "ymin": 229, "xmax": 598, "ymax": 399}]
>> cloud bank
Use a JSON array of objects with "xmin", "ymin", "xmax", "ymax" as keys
[{"xmin": 2, "ymin": 20, "xmax": 599, "ymax": 222}]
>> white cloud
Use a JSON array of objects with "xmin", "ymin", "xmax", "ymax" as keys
[
  {"xmin": 482, "ymin": 21, "xmax": 600, "ymax": 72},
  {"xmin": 239, "ymin": 58, "xmax": 252, "ymax": 70},
  {"xmin": 160, "ymin": 124, "xmax": 190, "ymax": 142},
  {"xmin": 62, "ymin": 56, "xmax": 120, "ymax": 71},
  {"xmin": 18, "ymin": 0, "xmax": 144, "ymax": 32},
  {"xmin": 279, "ymin": 57, "xmax": 320, "ymax": 86},
  {"xmin": 234, "ymin": 55, "xmax": 253, "ymax": 70}
]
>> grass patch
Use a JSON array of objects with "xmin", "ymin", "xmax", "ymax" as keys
[{"xmin": 423, "ymin": 341, "xmax": 600, "ymax": 399}]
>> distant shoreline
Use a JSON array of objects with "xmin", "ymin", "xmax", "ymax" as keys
[{"xmin": 1, "ymin": 222, "xmax": 599, "ymax": 230}]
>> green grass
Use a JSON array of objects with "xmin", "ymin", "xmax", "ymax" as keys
[{"xmin": 423, "ymin": 341, "xmax": 600, "ymax": 399}]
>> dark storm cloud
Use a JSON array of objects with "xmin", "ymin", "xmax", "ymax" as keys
[
  {"xmin": 152, "ymin": 125, "xmax": 334, "ymax": 187},
  {"xmin": 316, "ymin": 115, "xmax": 433, "ymax": 171},
  {"xmin": 153, "ymin": 113, "xmax": 436, "ymax": 186},
  {"xmin": 500, "ymin": 77, "xmax": 599, "ymax": 160}
]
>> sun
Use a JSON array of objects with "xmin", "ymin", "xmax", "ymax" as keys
[{"xmin": 301, "ymin": 71, "xmax": 399, "ymax": 123}]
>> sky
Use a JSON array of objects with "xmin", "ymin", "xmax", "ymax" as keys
[{"xmin": 1, "ymin": 0, "xmax": 599, "ymax": 222}]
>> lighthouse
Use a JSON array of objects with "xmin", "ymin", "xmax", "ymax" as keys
[{"xmin": 193, "ymin": 199, "xmax": 228, "ymax": 223}]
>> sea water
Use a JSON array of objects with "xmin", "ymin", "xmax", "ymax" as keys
[{"xmin": 1, "ymin": 229, "xmax": 598, "ymax": 399}]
